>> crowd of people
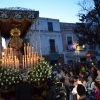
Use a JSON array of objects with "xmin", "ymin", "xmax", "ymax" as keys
[
  {"xmin": 15, "ymin": 61, "xmax": 100, "ymax": 100},
  {"xmin": 47, "ymin": 61, "xmax": 100, "ymax": 100}
]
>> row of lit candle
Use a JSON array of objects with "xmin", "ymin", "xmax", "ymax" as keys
[
  {"xmin": 2, "ymin": 55, "xmax": 19, "ymax": 69},
  {"xmin": 2, "ymin": 43, "xmax": 39, "ymax": 69},
  {"xmin": 23, "ymin": 43, "xmax": 39, "ymax": 69}
]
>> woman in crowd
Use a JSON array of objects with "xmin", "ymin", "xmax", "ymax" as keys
[
  {"xmin": 95, "ymin": 68, "xmax": 100, "ymax": 82},
  {"xmin": 93, "ymin": 81, "xmax": 100, "ymax": 100},
  {"xmin": 79, "ymin": 71, "xmax": 87, "ymax": 87},
  {"xmin": 85, "ymin": 76, "xmax": 95, "ymax": 95}
]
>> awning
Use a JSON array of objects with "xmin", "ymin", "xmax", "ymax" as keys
[{"xmin": 50, "ymin": 55, "xmax": 58, "ymax": 60}]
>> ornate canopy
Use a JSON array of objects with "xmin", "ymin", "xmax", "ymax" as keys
[{"xmin": 0, "ymin": 7, "xmax": 39, "ymax": 38}]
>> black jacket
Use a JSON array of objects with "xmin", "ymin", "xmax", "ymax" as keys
[{"xmin": 16, "ymin": 82, "xmax": 34, "ymax": 100}]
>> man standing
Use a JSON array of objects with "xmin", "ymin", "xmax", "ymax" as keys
[
  {"xmin": 77, "ymin": 84, "xmax": 87, "ymax": 100},
  {"xmin": 16, "ymin": 75, "xmax": 34, "ymax": 100}
]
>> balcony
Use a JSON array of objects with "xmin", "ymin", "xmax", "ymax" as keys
[
  {"xmin": 49, "ymin": 46, "xmax": 58, "ymax": 54},
  {"xmin": 78, "ymin": 46, "xmax": 86, "ymax": 51}
]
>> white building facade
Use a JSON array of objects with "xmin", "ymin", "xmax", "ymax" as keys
[
  {"xmin": 60, "ymin": 22, "xmax": 100, "ymax": 64},
  {"xmin": 26, "ymin": 17, "xmax": 64, "ymax": 65}
]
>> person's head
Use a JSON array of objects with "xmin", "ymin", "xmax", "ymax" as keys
[
  {"xmin": 87, "ymin": 76, "xmax": 93, "ymax": 81},
  {"xmin": 77, "ymin": 84, "xmax": 86, "ymax": 96},
  {"xmin": 69, "ymin": 70, "xmax": 74, "ymax": 76},
  {"xmin": 79, "ymin": 71, "xmax": 84, "ymax": 77},
  {"xmin": 97, "ymin": 68, "xmax": 100, "ymax": 75},
  {"xmin": 86, "ymin": 71, "xmax": 90, "ymax": 76},
  {"xmin": 54, "ymin": 76, "xmax": 60, "ymax": 83},
  {"xmin": 91, "ymin": 66, "xmax": 94, "ymax": 71},
  {"xmin": 22, "ymin": 76, "xmax": 27, "ymax": 82},
  {"xmin": 74, "ymin": 76, "xmax": 78, "ymax": 82},
  {"xmin": 94, "ymin": 81, "xmax": 100, "ymax": 90},
  {"xmin": 21, "ymin": 73, "xmax": 27, "ymax": 82},
  {"xmin": 77, "ymin": 77, "xmax": 83, "ymax": 84}
]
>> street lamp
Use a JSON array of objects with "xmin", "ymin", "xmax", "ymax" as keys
[{"xmin": 82, "ymin": 45, "xmax": 85, "ymax": 49}]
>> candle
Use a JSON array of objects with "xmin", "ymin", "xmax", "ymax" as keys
[
  {"xmin": 28, "ymin": 43, "xmax": 29, "ymax": 55},
  {"xmin": 11, "ymin": 48, "xmax": 13, "ymax": 57},
  {"xmin": 34, "ymin": 58, "xmax": 35, "ymax": 67},
  {"xmin": 24, "ymin": 43, "xmax": 26, "ymax": 55},
  {"xmin": 32, "ymin": 47, "xmax": 33, "ymax": 52},
  {"xmin": 31, "ymin": 57, "xmax": 33, "ymax": 68},
  {"xmin": 25, "ymin": 58, "xmax": 26, "ymax": 69},
  {"xmin": 27, "ymin": 46, "xmax": 28, "ymax": 56},
  {"xmin": 18, "ymin": 60, "xmax": 19, "ymax": 70},
  {"xmin": 10, "ymin": 60, "xmax": 11, "ymax": 68},
  {"xmin": 29, "ymin": 46, "xmax": 31, "ymax": 53},
  {"xmin": 23, "ymin": 59, "xmax": 24, "ymax": 69},
  {"xmin": 27, "ymin": 58, "xmax": 29, "ymax": 68}
]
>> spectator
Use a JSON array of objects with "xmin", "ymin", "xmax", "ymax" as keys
[
  {"xmin": 16, "ymin": 75, "xmax": 34, "ymax": 100},
  {"xmin": 77, "ymin": 84, "xmax": 87, "ymax": 100},
  {"xmin": 79, "ymin": 71, "xmax": 86, "ymax": 87},
  {"xmin": 85, "ymin": 76, "xmax": 95, "ymax": 95},
  {"xmin": 93, "ymin": 81, "xmax": 100, "ymax": 100},
  {"xmin": 95, "ymin": 68, "xmax": 100, "ymax": 82},
  {"xmin": 47, "ymin": 77, "xmax": 67, "ymax": 100},
  {"xmin": 90, "ymin": 66, "xmax": 97, "ymax": 81},
  {"xmin": 71, "ymin": 77, "xmax": 84, "ymax": 100},
  {"xmin": 56, "ymin": 70, "xmax": 62, "ymax": 80},
  {"xmin": 81, "ymin": 66, "xmax": 86, "ymax": 73}
]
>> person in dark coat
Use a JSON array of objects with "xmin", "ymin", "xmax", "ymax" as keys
[
  {"xmin": 16, "ymin": 75, "xmax": 34, "ymax": 100},
  {"xmin": 47, "ymin": 76, "xmax": 67, "ymax": 100}
]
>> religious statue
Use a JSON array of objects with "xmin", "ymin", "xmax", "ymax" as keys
[{"xmin": 8, "ymin": 27, "xmax": 23, "ymax": 60}]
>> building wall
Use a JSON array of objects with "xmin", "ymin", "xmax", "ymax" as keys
[
  {"xmin": 60, "ymin": 22, "xmax": 87, "ymax": 64},
  {"xmin": 27, "ymin": 17, "xmax": 64, "ymax": 65},
  {"xmin": 30, "ymin": 17, "xmax": 60, "ymax": 32}
]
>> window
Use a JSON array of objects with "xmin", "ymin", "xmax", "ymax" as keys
[
  {"xmin": 67, "ymin": 37, "xmax": 72, "ymax": 44},
  {"xmin": 48, "ymin": 22, "xmax": 53, "ymax": 31},
  {"xmin": 49, "ymin": 39, "xmax": 55, "ymax": 53}
]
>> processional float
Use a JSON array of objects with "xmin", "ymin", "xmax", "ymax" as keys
[{"xmin": 0, "ymin": 7, "xmax": 52, "ymax": 100}]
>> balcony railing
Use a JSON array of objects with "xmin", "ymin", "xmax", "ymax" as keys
[
  {"xmin": 49, "ymin": 46, "xmax": 58, "ymax": 54},
  {"xmin": 66, "ymin": 44, "xmax": 86, "ymax": 51},
  {"xmin": 79, "ymin": 46, "xmax": 86, "ymax": 50}
]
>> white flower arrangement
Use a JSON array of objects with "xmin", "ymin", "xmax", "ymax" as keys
[
  {"xmin": 0, "ymin": 66, "xmax": 22, "ymax": 87},
  {"xmin": 27, "ymin": 60, "xmax": 52, "ymax": 82}
]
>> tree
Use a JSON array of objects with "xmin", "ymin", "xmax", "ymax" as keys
[
  {"xmin": 77, "ymin": 0, "xmax": 94, "ymax": 15},
  {"xmin": 74, "ymin": 0, "xmax": 100, "ymax": 46}
]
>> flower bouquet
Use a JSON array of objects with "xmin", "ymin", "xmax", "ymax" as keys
[
  {"xmin": 27, "ymin": 60, "xmax": 52, "ymax": 88},
  {"xmin": 0, "ymin": 67, "xmax": 22, "ymax": 93}
]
